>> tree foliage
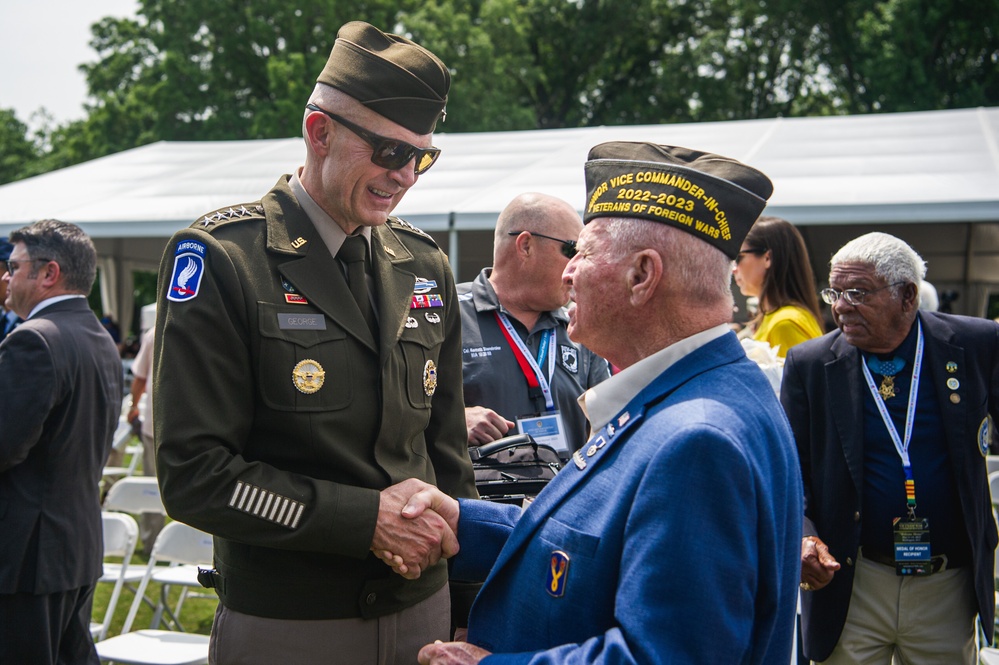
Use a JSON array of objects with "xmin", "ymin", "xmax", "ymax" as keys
[{"xmin": 1, "ymin": 0, "xmax": 996, "ymax": 184}]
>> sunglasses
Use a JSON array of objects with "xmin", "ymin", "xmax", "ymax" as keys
[
  {"xmin": 306, "ymin": 104, "xmax": 441, "ymax": 176},
  {"xmin": 508, "ymin": 231, "xmax": 577, "ymax": 259},
  {"xmin": 5, "ymin": 258, "xmax": 51, "ymax": 274},
  {"xmin": 734, "ymin": 248, "xmax": 767, "ymax": 265}
]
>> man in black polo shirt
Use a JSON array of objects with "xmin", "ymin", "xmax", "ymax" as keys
[
  {"xmin": 782, "ymin": 231, "xmax": 999, "ymax": 664},
  {"xmin": 458, "ymin": 193, "xmax": 610, "ymax": 455}
]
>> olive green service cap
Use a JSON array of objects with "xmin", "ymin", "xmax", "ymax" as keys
[
  {"xmin": 583, "ymin": 142, "xmax": 774, "ymax": 259},
  {"xmin": 317, "ymin": 21, "xmax": 450, "ymax": 134}
]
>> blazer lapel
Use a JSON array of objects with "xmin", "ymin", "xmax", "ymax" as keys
[
  {"xmin": 920, "ymin": 315, "xmax": 968, "ymax": 459},
  {"xmin": 827, "ymin": 334, "xmax": 865, "ymax": 496},
  {"xmin": 371, "ymin": 226, "xmax": 419, "ymax": 357},
  {"xmin": 483, "ymin": 332, "xmax": 745, "ymax": 579},
  {"xmin": 258, "ymin": 176, "xmax": 377, "ymax": 351}
]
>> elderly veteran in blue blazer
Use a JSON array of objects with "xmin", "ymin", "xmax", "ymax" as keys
[
  {"xmin": 783, "ymin": 232, "xmax": 999, "ymax": 664},
  {"xmin": 381, "ymin": 143, "xmax": 804, "ymax": 665}
]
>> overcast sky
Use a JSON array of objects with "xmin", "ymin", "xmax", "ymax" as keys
[{"xmin": 0, "ymin": 0, "xmax": 138, "ymax": 128}]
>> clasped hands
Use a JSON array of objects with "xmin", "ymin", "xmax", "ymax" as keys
[
  {"xmin": 372, "ymin": 480, "xmax": 494, "ymax": 664},
  {"xmin": 371, "ymin": 478, "xmax": 460, "ymax": 579}
]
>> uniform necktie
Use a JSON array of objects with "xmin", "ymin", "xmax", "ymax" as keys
[{"xmin": 337, "ymin": 235, "xmax": 377, "ymax": 337}]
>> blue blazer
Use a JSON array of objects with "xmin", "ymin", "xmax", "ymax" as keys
[
  {"xmin": 781, "ymin": 311, "xmax": 999, "ymax": 661},
  {"xmin": 453, "ymin": 332, "xmax": 803, "ymax": 665}
]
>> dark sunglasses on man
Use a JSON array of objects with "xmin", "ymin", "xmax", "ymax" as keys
[
  {"xmin": 306, "ymin": 104, "xmax": 441, "ymax": 175},
  {"xmin": 507, "ymin": 231, "xmax": 577, "ymax": 259}
]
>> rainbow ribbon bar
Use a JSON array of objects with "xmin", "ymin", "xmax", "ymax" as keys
[{"xmin": 411, "ymin": 294, "xmax": 444, "ymax": 309}]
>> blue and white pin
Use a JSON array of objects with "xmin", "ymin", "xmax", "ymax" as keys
[{"xmin": 414, "ymin": 277, "xmax": 438, "ymax": 294}]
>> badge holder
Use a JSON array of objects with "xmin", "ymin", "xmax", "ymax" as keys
[
  {"xmin": 893, "ymin": 512, "xmax": 932, "ymax": 576},
  {"xmin": 517, "ymin": 411, "xmax": 569, "ymax": 457}
]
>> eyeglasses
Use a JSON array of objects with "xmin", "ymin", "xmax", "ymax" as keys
[
  {"xmin": 306, "ymin": 104, "xmax": 441, "ymax": 176},
  {"xmin": 5, "ymin": 258, "xmax": 51, "ymax": 274},
  {"xmin": 508, "ymin": 231, "xmax": 577, "ymax": 259},
  {"xmin": 820, "ymin": 282, "xmax": 905, "ymax": 306},
  {"xmin": 734, "ymin": 248, "xmax": 767, "ymax": 265}
]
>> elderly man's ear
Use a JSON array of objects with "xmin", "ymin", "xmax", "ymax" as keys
[
  {"xmin": 901, "ymin": 282, "xmax": 920, "ymax": 312},
  {"xmin": 627, "ymin": 249, "xmax": 662, "ymax": 306}
]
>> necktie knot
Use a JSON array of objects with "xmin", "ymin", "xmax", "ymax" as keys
[{"xmin": 338, "ymin": 235, "xmax": 368, "ymax": 265}]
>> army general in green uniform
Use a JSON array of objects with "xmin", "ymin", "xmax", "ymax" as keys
[{"xmin": 152, "ymin": 22, "xmax": 476, "ymax": 664}]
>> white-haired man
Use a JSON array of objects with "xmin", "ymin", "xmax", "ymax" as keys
[
  {"xmin": 393, "ymin": 142, "xmax": 803, "ymax": 665},
  {"xmin": 784, "ymin": 231, "xmax": 999, "ymax": 663}
]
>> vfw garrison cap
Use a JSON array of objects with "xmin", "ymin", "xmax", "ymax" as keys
[
  {"xmin": 317, "ymin": 21, "xmax": 450, "ymax": 135},
  {"xmin": 583, "ymin": 142, "xmax": 774, "ymax": 259}
]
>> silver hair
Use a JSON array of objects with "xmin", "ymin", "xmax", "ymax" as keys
[
  {"xmin": 602, "ymin": 218, "xmax": 733, "ymax": 306},
  {"xmin": 830, "ymin": 232, "xmax": 926, "ymax": 291}
]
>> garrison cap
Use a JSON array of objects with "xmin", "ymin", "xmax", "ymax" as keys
[
  {"xmin": 317, "ymin": 21, "xmax": 449, "ymax": 134},
  {"xmin": 0, "ymin": 238, "xmax": 12, "ymax": 262},
  {"xmin": 583, "ymin": 142, "xmax": 774, "ymax": 259}
]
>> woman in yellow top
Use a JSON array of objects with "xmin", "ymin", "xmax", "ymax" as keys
[{"xmin": 733, "ymin": 216, "xmax": 824, "ymax": 357}]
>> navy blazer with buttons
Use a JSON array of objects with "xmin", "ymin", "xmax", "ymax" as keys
[{"xmin": 781, "ymin": 311, "xmax": 999, "ymax": 662}]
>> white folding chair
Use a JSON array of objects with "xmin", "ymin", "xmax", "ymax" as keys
[
  {"xmin": 95, "ymin": 521, "xmax": 214, "ymax": 665},
  {"xmin": 102, "ymin": 417, "xmax": 143, "ymax": 479},
  {"xmin": 91, "ymin": 512, "xmax": 141, "ymax": 641},
  {"xmin": 981, "ymin": 647, "xmax": 999, "ymax": 664},
  {"xmin": 103, "ymin": 476, "xmax": 166, "ymax": 516}
]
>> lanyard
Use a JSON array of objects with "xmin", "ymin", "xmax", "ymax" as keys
[
  {"xmin": 494, "ymin": 311, "xmax": 556, "ymax": 411},
  {"xmin": 860, "ymin": 321, "xmax": 924, "ymax": 518}
]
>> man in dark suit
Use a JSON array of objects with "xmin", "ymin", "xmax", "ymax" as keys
[
  {"xmin": 782, "ymin": 231, "xmax": 998, "ymax": 664},
  {"xmin": 0, "ymin": 220, "xmax": 124, "ymax": 664}
]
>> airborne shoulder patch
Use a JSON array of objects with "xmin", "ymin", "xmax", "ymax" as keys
[{"xmin": 167, "ymin": 239, "xmax": 206, "ymax": 302}]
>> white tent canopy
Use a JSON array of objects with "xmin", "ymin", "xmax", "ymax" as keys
[{"xmin": 1, "ymin": 106, "xmax": 998, "ymax": 330}]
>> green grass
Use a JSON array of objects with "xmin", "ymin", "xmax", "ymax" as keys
[{"xmin": 91, "ymin": 549, "xmax": 217, "ymax": 639}]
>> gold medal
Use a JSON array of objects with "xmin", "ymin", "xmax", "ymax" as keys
[
  {"xmin": 292, "ymin": 359, "xmax": 325, "ymax": 394},
  {"xmin": 423, "ymin": 360, "xmax": 438, "ymax": 396},
  {"xmin": 878, "ymin": 375, "xmax": 896, "ymax": 400}
]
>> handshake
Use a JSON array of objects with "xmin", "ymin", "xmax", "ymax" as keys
[{"xmin": 371, "ymin": 478, "xmax": 461, "ymax": 579}]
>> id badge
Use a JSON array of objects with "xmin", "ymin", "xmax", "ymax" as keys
[
  {"xmin": 516, "ymin": 411, "xmax": 569, "ymax": 455},
  {"xmin": 893, "ymin": 516, "xmax": 932, "ymax": 576}
]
